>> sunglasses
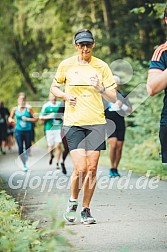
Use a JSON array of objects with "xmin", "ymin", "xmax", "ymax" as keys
[{"xmin": 77, "ymin": 43, "xmax": 93, "ymax": 49}]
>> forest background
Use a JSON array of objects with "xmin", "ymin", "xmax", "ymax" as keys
[{"xmin": 0, "ymin": 0, "xmax": 167, "ymax": 176}]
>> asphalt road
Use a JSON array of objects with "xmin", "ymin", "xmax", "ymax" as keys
[{"xmin": 0, "ymin": 145, "xmax": 167, "ymax": 252}]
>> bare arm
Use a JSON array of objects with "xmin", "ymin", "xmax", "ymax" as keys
[
  {"xmin": 146, "ymin": 68, "xmax": 167, "ymax": 96},
  {"xmin": 39, "ymin": 112, "xmax": 55, "ymax": 120},
  {"xmin": 22, "ymin": 108, "xmax": 37, "ymax": 122},
  {"xmin": 90, "ymin": 75, "xmax": 117, "ymax": 102},
  {"xmin": 50, "ymin": 80, "xmax": 77, "ymax": 107},
  {"xmin": 101, "ymin": 88, "xmax": 117, "ymax": 102},
  {"xmin": 8, "ymin": 107, "xmax": 16, "ymax": 123}
]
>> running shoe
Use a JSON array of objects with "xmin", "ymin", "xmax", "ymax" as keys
[
  {"xmin": 1, "ymin": 149, "xmax": 6, "ymax": 155},
  {"xmin": 109, "ymin": 169, "xmax": 120, "ymax": 177},
  {"xmin": 23, "ymin": 164, "xmax": 28, "ymax": 172},
  {"xmin": 49, "ymin": 154, "xmax": 54, "ymax": 165},
  {"xmin": 61, "ymin": 162, "xmax": 67, "ymax": 174},
  {"xmin": 63, "ymin": 200, "xmax": 78, "ymax": 223},
  {"xmin": 56, "ymin": 162, "xmax": 60, "ymax": 169},
  {"xmin": 109, "ymin": 169, "xmax": 116, "ymax": 177},
  {"xmin": 81, "ymin": 208, "xmax": 96, "ymax": 225},
  {"xmin": 114, "ymin": 170, "xmax": 121, "ymax": 177}
]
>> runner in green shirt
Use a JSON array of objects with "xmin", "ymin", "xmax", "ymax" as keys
[{"xmin": 39, "ymin": 93, "xmax": 63, "ymax": 169}]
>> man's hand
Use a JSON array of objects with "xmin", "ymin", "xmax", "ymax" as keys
[
  {"xmin": 115, "ymin": 100, "xmax": 123, "ymax": 108},
  {"xmin": 48, "ymin": 112, "xmax": 55, "ymax": 119},
  {"xmin": 64, "ymin": 94, "xmax": 77, "ymax": 107},
  {"xmin": 90, "ymin": 74, "xmax": 104, "ymax": 93}
]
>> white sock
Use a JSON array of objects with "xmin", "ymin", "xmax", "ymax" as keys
[{"xmin": 70, "ymin": 197, "xmax": 77, "ymax": 202}]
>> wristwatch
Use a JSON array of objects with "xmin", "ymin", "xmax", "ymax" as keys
[{"xmin": 99, "ymin": 87, "xmax": 105, "ymax": 94}]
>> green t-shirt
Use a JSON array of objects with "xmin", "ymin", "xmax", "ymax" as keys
[{"xmin": 40, "ymin": 101, "xmax": 62, "ymax": 130}]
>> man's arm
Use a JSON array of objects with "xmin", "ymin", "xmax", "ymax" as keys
[
  {"xmin": 147, "ymin": 68, "xmax": 167, "ymax": 96},
  {"xmin": 8, "ymin": 107, "xmax": 16, "ymax": 123},
  {"xmin": 50, "ymin": 79, "xmax": 77, "ymax": 107},
  {"xmin": 101, "ymin": 87, "xmax": 117, "ymax": 103},
  {"xmin": 90, "ymin": 75, "xmax": 117, "ymax": 102}
]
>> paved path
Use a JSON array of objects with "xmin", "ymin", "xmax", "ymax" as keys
[{"xmin": 0, "ymin": 146, "xmax": 167, "ymax": 252}]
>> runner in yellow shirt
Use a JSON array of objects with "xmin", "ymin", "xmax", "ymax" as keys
[{"xmin": 50, "ymin": 29, "xmax": 117, "ymax": 224}]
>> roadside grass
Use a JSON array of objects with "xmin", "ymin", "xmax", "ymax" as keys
[
  {"xmin": 100, "ymin": 147, "xmax": 167, "ymax": 180},
  {"xmin": 0, "ymin": 185, "xmax": 72, "ymax": 252}
]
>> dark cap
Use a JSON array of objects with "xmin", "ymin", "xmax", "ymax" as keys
[{"xmin": 74, "ymin": 30, "xmax": 94, "ymax": 44}]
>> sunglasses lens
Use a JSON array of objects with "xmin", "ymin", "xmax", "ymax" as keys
[{"xmin": 78, "ymin": 43, "xmax": 92, "ymax": 48}]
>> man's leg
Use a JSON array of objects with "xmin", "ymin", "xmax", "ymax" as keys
[
  {"xmin": 82, "ymin": 150, "xmax": 100, "ymax": 208},
  {"xmin": 63, "ymin": 148, "xmax": 87, "ymax": 222},
  {"xmin": 114, "ymin": 140, "xmax": 124, "ymax": 169},
  {"xmin": 0, "ymin": 128, "xmax": 7, "ymax": 154},
  {"xmin": 62, "ymin": 135, "xmax": 69, "ymax": 162},
  {"xmin": 70, "ymin": 148, "xmax": 87, "ymax": 200},
  {"xmin": 1, "ymin": 140, "xmax": 6, "ymax": 154},
  {"xmin": 108, "ymin": 137, "xmax": 120, "ymax": 177},
  {"xmin": 46, "ymin": 130, "xmax": 55, "ymax": 165},
  {"xmin": 108, "ymin": 137, "xmax": 117, "ymax": 168},
  {"xmin": 55, "ymin": 142, "xmax": 62, "ymax": 169},
  {"xmin": 48, "ymin": 145, "xmax": 54, "ymax": 164},
  {"xmin": 53, "ymin": 130, "xmax": 62, "ymax": 169}
]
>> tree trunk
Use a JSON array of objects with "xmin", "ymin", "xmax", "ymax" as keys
[
  {"xmin": 11, "ymin": 39, "xmax": 37, "ymax": 94},
  {"xmin": 101, "ymin": 0, "xmax": 117, "ymax": 54}
]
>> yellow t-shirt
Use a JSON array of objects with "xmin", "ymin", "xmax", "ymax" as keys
[{"xmin": 55, "ymin": 55, "xmax": 116, "ymax": 126}]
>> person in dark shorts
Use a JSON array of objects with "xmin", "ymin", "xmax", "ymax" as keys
[
  {"xmin": 50, "ymin": 29, "xmax": 117, "ymax": 224},
  {"xmin": 0, "ymin": 101, "xmax": 10, "ymax": 154},
  {"xmin": 6, "ymin": 121, "xmax": 15, "ymax": 150},
  {"xmin": 105, "ymin": 76, "xmax": 131, "ymax": 177},
  {"xmin": 147, "ymin": 7, "xmax": 167, "ymax": 166}
]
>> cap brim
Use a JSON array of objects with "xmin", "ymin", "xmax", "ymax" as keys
[{"xmin": 75, "ymin": 38, "xmax": 94, "ymax": 43}]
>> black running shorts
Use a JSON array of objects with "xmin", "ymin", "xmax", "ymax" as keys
[
  {"xmin": 105, "ymin": 111, "xmax": 125, "ymax": 141},
  {"xmin": 159, "ymin": 125, "xmax": 167, "ymax": 163},
  {"xmin": 63, "ymin": 124, "xmax": 106, "ymax": 151}
]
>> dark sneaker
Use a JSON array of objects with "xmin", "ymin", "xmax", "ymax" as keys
[
  {"xmin": 114, "ymin": 170, "xmax": 121, "ymax": 177},
  {"xmin": 64, "ymin": 200, "xmax": 78, "ymax": 223},
  {"xmin": 109, "ymin": 169, "xmax": 120, "ymax": 177},
  {"xmin": 81, "ymin": 208, "xmax": 96, "ymax": 225},
  {"xmin": 49, "ymin": 154, "xmax": 54, "ymax": 165},
  {"xmin": 61, "ymin": 162, "xmax": 67, "ymax": 174},
  {"xmin": 109, "ymin": 169, "xmax": 116, "ymax": 177}
]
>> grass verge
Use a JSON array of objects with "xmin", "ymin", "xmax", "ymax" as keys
[
  {"xmin": 0, "ymin": 181, "xmax": 72, "ymax": 252},
  {"xmin": 99, "ymin": 148, "xmax": 167, "ymax": 180}
]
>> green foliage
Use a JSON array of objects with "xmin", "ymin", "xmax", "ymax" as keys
[
  {"xmin": 0, "ymin": 0, "xmax": 166, "ymax": 105},
  {"xmin": 0, "ymin": 190, "xmax": 71, "ymax": 252},
  {"xmin": 100, "ymin": 56, "xmax": 166, "ymax": 178},
  {"xmin": 0, "ymin": 1, "xmax": 166, "ymax": 172}
]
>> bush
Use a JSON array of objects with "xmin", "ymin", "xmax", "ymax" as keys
[{"xmin": 0, "ymin": 190, "xmax": 71, "ymax": 252}]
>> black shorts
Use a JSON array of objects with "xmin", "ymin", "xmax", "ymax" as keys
[
  {"xmin": 159, "ymin": 125, "xmax": 167, "ymax": 163},
  {"xmin": 63, "ymin": 125, "xmax": 106, "ymax": 151},
  {"xmin": 0, "ymin": 126, "xmax": 7, "ymax": 141},
  {"xmin": 105, "ymin": 112, "xmax": 125, "ymax": 141}
]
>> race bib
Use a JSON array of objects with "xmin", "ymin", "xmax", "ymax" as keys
[{"xmin": 20, "ymin": 120, "xmax": 27, "ymax": 128}]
